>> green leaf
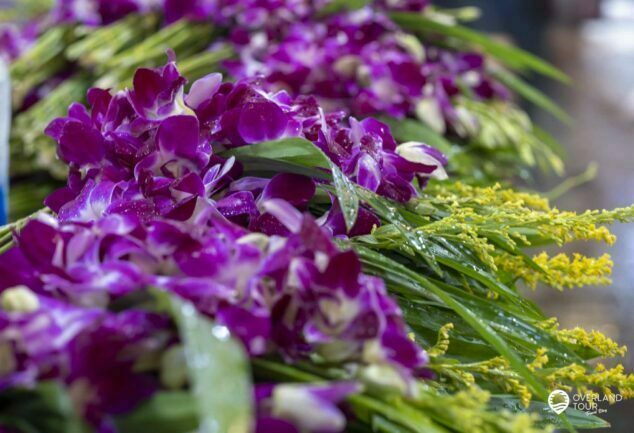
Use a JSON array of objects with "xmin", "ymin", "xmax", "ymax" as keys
[
  {"xmin": 155, "ymin": 291, "xmax": 254, "ymax": 433},
  {"xmin": 179, "ymin": 45, "xmax": 235, "ymax": 82},
  {"xmin": 318, "ymin": 0, "xmax": 371, "ymax": 15},
  {"xmin": 330, "ymin": 162, "xmax": 360, "ymax": 232},
  {"xmin": 95, "ymin": 21, "xmax": 216, "ymax": 89},
  {"xmin": 533, "ymin": 126, "xmax": 567, "ymax": 158},
  {"xmin": 224, "ymin": 138, "xmax": 359, "ymax": 231},
  {"xmin": 412, "ymin": 280, "xmax": 586, "ymax": 367},
  {"xmin": 353, "ymin": 247, "xmax": 577, "ymax": 432},
  {"xmin": 355, "ymin": 189, "xmax": 444, "ymax": 275},
  {"xmin": 0, "ymin": 382, "xmax": 87, "ymax": 433},
  {"xmin": 357, "ymin": 246, "xmax": 584, "ymax": 367},
  {"xmin": 116, "ymin": 392, "xmax": 199, "ymax": 433},
  {"xmin": 390, "ymin": 12, "xmax": 570, "ymax": 83},
  {"xmin": 493, "ymin": 69, "xmax": 572, "ymax": 124},
  {"xmin": 224, "ymin": 138, "xmax": 331, "ymax": 169},
  {"xmin": 227, "ymin": 156, "xmax": 332, "ymax": 181},
  {"xmin": 354, "ymin": 189, "xmax": 544, "ymax": 314},
  {"xmin": 10, "ymin": 26, "xmax": 75, "ymax": 107},
  {"xmin": 434, "ymin": 251, "xmax": 539, "ymax": 314}
]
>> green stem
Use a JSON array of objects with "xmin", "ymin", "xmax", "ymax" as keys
[
  {"xmin": 179, "ymin": 46, "xmax": 235, "ymax": 81},
  {"xmin": 67, "ymin": 14, "xmax": 160, "ymax": 66}
]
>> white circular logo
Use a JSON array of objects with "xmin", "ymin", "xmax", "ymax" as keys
[{"xmin": 548, "ymin": 390, "xmax": 570, "ymax": 414}]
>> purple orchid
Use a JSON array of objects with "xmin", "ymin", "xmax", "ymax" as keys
[
  {"xmin": 127, "ymin": 53, "xmax": 190, "ymax": 121},
  {"xmin": 44, "ymin": 57, "xmax": 444, "ymax": 234},
  {"xmin": 0, "ymin": 53, "xmax": 437, "ymax": 432},
  {"xmin": 0, "ymin": 209, "xmax": 427, "ymax": 429},
  {"xmin": 50, "ymin": 0, "xmax": 157, "ymax": 26},
  {"xmin": 0, "ymin": 23, "xmax": 38, "ymax": 63},
  {"xmin": 66, "ymin": 310, "xmax": 170, "ymax": 427},
  {"xmin": 0, "ymin": 289, "xmax": 103, "ymax": 391},
  {"xmin": 225, "ymin": 6, "xmax": 508, "ymax": 137},
  {"xmin": 396, "ymin": 141, "xmax": 449, "ymax": 182},
  {"xmin": 256, "ymin": 382, "xmax": 360, "ymax": 433},
  {"xmin": 0, "ymin": 285, "xmax": 169, "ymax": 429},
  {"xmin": 1, "ymin": 208, "xmax": 426, "ymax": 380}
]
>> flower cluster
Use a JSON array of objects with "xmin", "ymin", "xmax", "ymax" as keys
[
  {"xmin": 50, "ymin": 0, "xmax": 159, "ymax": 26},
  {"xmin": 2, "ymin": 206, "xmax": 426, "ymax": 367},
  {"xmin": 0, "ymin": 283, "xmax": 169, "ymax": 428},
  {"xmin": 0, "ymin": 208, "xmax": 425, "ymax": 429},
  {"xmin": 1, "ymin": 58, "xmax": 431, "ymax": 431},
  {"xmin": 3, "ymin": 0, "xmax": 507, "ymax": 142},
  {"xmin": 225, "ymin": 5, "xmax": 508, "ymax": 136},
  {"xmin": 0, "ymin": 23, "xmax": 38, "ymax": 63},
  {"xmin": 44, "ymin": 55, "xmax": 444, "ymax": 227},
  {"xmin": 164, "ymin": 0, "xmax": 431, "ymax": 27}
]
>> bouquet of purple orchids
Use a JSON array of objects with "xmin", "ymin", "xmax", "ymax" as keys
[
  {"xmin": 0, "ymin": 1, "xmax": 632, "ymax": 433},
  {"xmin": 2, "ymin": 0, "xmax": 571, "ymax": 217}
]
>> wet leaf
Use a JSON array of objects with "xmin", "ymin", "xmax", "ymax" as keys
[
  {"xmin": 225, "ymin": 137, "xmax": 359, "ymax": 231},
  {"xmin": 155, "ymin": 291, "xmax": 254, "ymax": 433}
]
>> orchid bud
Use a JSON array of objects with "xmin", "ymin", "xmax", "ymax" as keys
[
  {"xmin": 396, "ymin": 141, "xmax": 449, "ymax": 180},
  {"xmin": 1, "ymin": 286, "xmax": 40, "ymax": 313}
]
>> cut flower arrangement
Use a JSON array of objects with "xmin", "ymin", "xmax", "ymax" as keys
[
  {"xmin": 1, "ymin": 54, "xmax": 633, "ymax": 433},
  {"xmin": 0, "ymin": 2, "xmax": 633, "ymax": 433},
  {"xmin": 3, "ymin": 0, "xmax": 569, "ymax": 218}
]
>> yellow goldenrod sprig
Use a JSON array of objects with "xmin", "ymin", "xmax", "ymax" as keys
[
  {"xmin": 545, "ymin": 363, "xmax": 634, "ymax": 402},
  {"xmin": 412, "ymin": 385, "xmax": 552, "ymax": 433},
  {"xmin": 537, "ymin": 318, "xmax": 627, "ymax": 358},
  {"xmin": 424, "ymin": 181, "xmax": 550, "ymax": 212},
  {"xmin": 433, "ymin": 353, "xmax": 541, "ymax": 407},
  {"xmin": 495, "ymin": 252, "xmax": 613, "ymax": 290},
  {"xmin": 428, "ymin": 323, "xmax": 454, "ymax": 357},
  {"xmin": 528, "ymin": 348, "xmax": 549, "ymax": 371}
]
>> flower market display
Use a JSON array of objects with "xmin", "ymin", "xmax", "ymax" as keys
[
  {"xmin": 2, "ymin": 0, "xmax": 570, "ymax": 219},
  {"xmin": 0, "ymin": 2, "xmax": 633, "ymax": 433}
]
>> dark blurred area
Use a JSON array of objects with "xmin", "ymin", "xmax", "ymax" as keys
[{"xmin": 437, "ymin": 1, "xmax": 634, "ymax": 431}]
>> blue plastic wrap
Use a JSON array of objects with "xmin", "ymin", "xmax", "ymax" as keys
[{"xmin": 0, "ymin": 59, "xmax": 9, "ymax": 225}]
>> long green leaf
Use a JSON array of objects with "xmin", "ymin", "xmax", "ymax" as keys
[
  {"xmin": 224, "ymin": 137, "xmax": 331, "ymax": 168},
  {"xmin": 156, "ymin": 291, "xmax": 254, "ymax": 433},
  {"xmin": 404, "ymin": 279, "xmax": 587, "ymax": 366},
  {"xmin": 318, "ymin": 0, "xmax": 371, "ymax": 15},
  {"xmin": 391, "ymin": 12, "xmax": 570, "ymax": 83},
  {"xmin": 67, "ymin": 14, "xmax": 160, "ymax": 66},
  {"xmin": 353, "ymin": 246, "xmax": 577, "ymax": 432},
  {"xmin": 330, "ymin": 162, "xmax": 360, "ymax": 232},
  {"xmin": 493, "ymin": 69, "xmax": 572, "ymax": 124},
  {"xmin": 355, "ymin": 188, "xmax": 445, "ymax": 275},
  {"xmin": 358, "ymin": 247, "xmax": 578, "ymax": 366}
]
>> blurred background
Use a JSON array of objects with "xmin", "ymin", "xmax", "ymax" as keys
[{"xmin": 438, "ymin": 0, "xmax": 634, "ymax": 431}]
